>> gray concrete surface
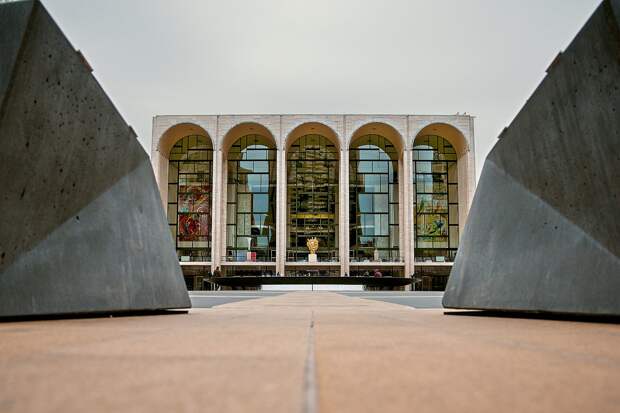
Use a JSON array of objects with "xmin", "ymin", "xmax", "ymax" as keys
[
  {"xmin": 190, "ymin": 291, "xmax": 444, "ymax": 309},
  {"xmin": 190, "ymin": 291, "xmax": 285, "ymax": 308},
  {"xmin": 0, "ymin": 0, "xmax": 189, "ymax": 316},
  {"xmin": 339, "ymin": 291, "xmax": 444, "ymax": 308},
  {"xmin": 444, "ymin": 0, "xmax": 620, "ymax": 316}
]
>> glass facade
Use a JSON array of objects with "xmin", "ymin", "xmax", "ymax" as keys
[
  {"xmin": 349, "ymin": 267, "xmax": 403, "ymax": 277},
  {"xmin": 285, "ymin": 268, "xmax": 340, "ymax": 277},
  {"xmin": 413, "ymin": 135, "xmax": 459, "ymax": 262},
  {"xmin": 226, "ymin": 134, "xmax": 277, "ymax": 262},
  {"xmin": 349, "ymin": 135, "xmax": 400, "ymax": 262},
  {"xmin": 167, "ymin": 135, "xmax": 213, "ymax": 262},
  {"xmin": 287, "ymin": 134, "xmax": 339, "ymax": 262},
  {"xmin": 222, "ymin": 266, "xmax": 276, "ymax": 277},
  {"xmin": 414, "ymin": 266, "xmax": 451, "ymax": 291},
  {"xmin": 159, "ymin": 121, "xmax": 470, "ymax": 291}
]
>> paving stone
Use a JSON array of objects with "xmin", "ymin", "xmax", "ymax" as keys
[{"xmin": 1, "ymin": 292, "xmax": 619, "ymax": 413}]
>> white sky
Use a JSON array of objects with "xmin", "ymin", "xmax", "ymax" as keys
[{"xmin": 44, "ymin": 0, "xmax": 599, "ymax": 178}]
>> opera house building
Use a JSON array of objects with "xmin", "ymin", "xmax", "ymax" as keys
[{"xmin": 150, "ymin": 115, "xmax": 476, "ymax": 290}]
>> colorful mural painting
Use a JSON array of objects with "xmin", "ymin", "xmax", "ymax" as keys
[
  {"xmin": 178, "ymin": 185, "xmax": 211, "ymax": 213},
  {"xmin": 177, "ymin": 185, "xmax": 211, "ymax": 241},
  {"xmin": 417, "ymin": 214, "xmax": 448, "ymax": 236}
]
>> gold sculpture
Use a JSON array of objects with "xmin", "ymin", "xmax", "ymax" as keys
[{"xmin": 306, "ymin": 237, "xmax": 319, "ymax": 254}]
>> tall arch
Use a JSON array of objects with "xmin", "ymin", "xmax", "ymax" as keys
[
  {"xmin": 412, "ymin": 122, "xmax": 475, "ymax": 248},
  {"xmin": 349, "ymin": 122, "xmax": 405, "ymax": 153},
  {"xmin": 348, "ymin": 123, "xmax": 404, "ymax": 265},
  {"xmin": 285, "ymin": 123, "xmax": 340, "ymax": 263},
  {"xmin": 412, "ymin": 123, "xmax": 469, "ymax": 156},
  {"xmin": 154, "ymin": 123, "xmax": 211, "ymax": 208},
  {"xmin": 285, "ymin": 122, "xmax": 341, "ymax": 151},
  {"xmin": 221, "ymin": 123, "xmax": 277, "ymax": 263},
  {"xmin": 412, "ymin": 134, "xmax": 459, "ymax": 264},
  {"xmin": 166, "ymin": 131, "xmax": 214, "ymax": 263}
]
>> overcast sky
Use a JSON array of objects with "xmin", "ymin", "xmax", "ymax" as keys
[{"xmin": 44, "ymin": 0, "xmax": 599, "ymax": 178}]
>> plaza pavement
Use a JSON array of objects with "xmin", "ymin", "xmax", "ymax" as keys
[{"xmin": 1, "ymin": 291, "xmax": 619, "ymax": 413}]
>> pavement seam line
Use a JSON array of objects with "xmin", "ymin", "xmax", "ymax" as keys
[{"xmin": 303, "ymin": 310, "xmax": 318, "ymax": 413}]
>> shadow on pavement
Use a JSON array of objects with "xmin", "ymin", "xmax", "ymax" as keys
[
  {"xmin": 0, "ymin": 309, "xmax": 189, "ymax": 323},
  {"xmin": 444, "ymin": 310, "xmax": 620, "ymax": 324}
]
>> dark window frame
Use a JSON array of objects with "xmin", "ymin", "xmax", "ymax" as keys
[
  {"xmin": 349, "ymin": 134, "xmax": 400, "ymax": 262},
  {"xmin": 167, "ymin": 135, "xmax": 213, "ymax": 262},
  {"xmin": 413, "ymin": 135, "xmax": 459, "ymax": 262},
  {"xmin": 226, "ymin": 134, "xmax": 277, "ymax": 262},
  {"xmin": 287, "ymin": 134, "xmax": 339, "ymax": 262}
]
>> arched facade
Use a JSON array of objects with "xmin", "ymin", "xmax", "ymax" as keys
[
  {"xmin": 286, "ymin": 123, "xmax": 340, "ymax": 263},
  {"xmin": 413, "ymin": 134, "xmax": 459, "ymax": 262},
  {"xmin": 151, "ymin": 114, "xmax": 476, "ymax": 289},
  {"xmin": 154, "ymin": 122, "xmax": 212, "ymax": 210},
  {"xmin": 409, "ymin": 122, "xmax": 474, "ymax": 290},
  {"xmin": 165, "ymin": 131, "xmax": 214, "ymax": 263},
  {"xmin": 349, "ymin": 132, "xmax": 400, "ymax": 263},
  {"xmin": 411, "ymin": 122, "xmax": 472, "ymax": 235},
  {"xmin": 225, "ymin": 134, "xmax": 277, "ymax": 262},
  {"xmin": 221, "ymin": 123, "xmax": 278, "ymax": 266}
]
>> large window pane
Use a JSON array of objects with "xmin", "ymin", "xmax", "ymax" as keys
[
  {"xmin": 413, "ymin": 135, "xmax": 458, "ymax": 262},
  {"xmin": 226, "ymin": 134, "xmax": 277, "ymax": 261},
  {"xmin": 359, "ymin": 194, "xmax": 373, "ymax": 213},
  {"xmin": 350, "ymin": 134, "xmax": 399, "ymax": 261},
  {"xmin": 287, "ymin": 134, "xmax": 339, "ymax": 262},
  {"xmin": 374, "ymin": 194, "xmax": 388, "ymax": 213}
]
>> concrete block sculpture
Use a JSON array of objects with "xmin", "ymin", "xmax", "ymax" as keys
[
  {"xmin": 443, "ymin": 0, "xmax": 620, "ymax": 315},
  {"xmin": 0, "ymin": 0, "xmax": 190, "ymax": 316}
]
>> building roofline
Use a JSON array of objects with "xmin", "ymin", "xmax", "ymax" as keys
[{"xmin": 152, "ymin": 113, "xmax": 476, "ymax": 118}]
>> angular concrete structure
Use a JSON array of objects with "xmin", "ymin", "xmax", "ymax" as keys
[
  {"xmin": 0, "ymin": 0, "xmax": 190, "ymax": 317},
  {"xmin": 443, "ymin": 0, "xmax": 620, "ymax": 315}
]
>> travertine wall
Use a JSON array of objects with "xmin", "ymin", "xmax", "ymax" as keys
[{"xmin": 152, "ymin": 114, "xmax": 476, "ymax": 278}]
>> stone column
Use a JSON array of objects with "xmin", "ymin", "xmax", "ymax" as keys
[
  {"xmin": 398, "ymin": 154, "xmax": 405, "ymax": 272},
  {"xmin": 341, "ymin": 147, "xmax": 350, "ymax": 277},
  {"xmin": 150, "ymin": 122, "xmax": 168, "ymax": 210},
  {"xmin": 402, "ymin": 148, "xmax": 413, "ymax": 280},
  {"xmin": 212, "ymin": 147, "xmax": 223, "ymax": 271},
  {"xmin": 152, "ymin": 151, "xmax": 169, "ymax": 210},
  {"xmin": 467, "ymin": 116, "xmax": 477, "ymax": 218},
  {"xmin": 410, "ymin": 148, "xmax": 416, "ymax": 281},
  {"xmin": 276, "ymin": 148, "xmax": 286, "ymax": 275},
  {"xmin": 338, "ymin": 148, "xmax": 345, "ymax": 276}
]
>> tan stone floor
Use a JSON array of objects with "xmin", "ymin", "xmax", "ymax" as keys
[{"xmin": 1, "ymin": 292, "xmax": 620, "ymax": 413}]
